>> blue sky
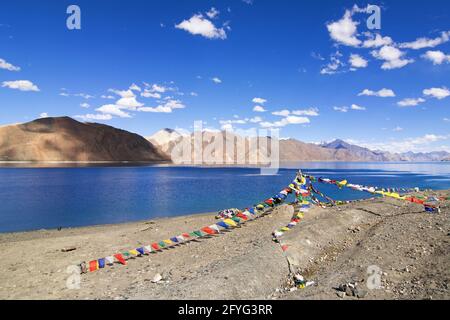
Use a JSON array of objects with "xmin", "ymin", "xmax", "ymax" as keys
[{"xmin": 0, "ymin": 0, "xmax": 449, "ymax": 153}]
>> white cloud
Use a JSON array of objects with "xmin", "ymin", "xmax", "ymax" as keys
[
  {"xmin": 96, "ymin": 104, "xmax": 132, "ymax": 118},
  {"xmin": 2, "ymin": 80, "xmax": 39, "ymax": 92},
  {"xmin": 129, "ymin": 83, "xmax": 141, "ymax": 92},
  {"xmin": 221, "ymin": 123, "xmax": 233, "ymax": 131},
  {"xmin": 357, "ymin": 134, "xmax": 449, "ymax": 153},
  {"xmin": 39, "ymin": 112, "xmax": 49, "ymax": 118},
  {"xmin": 333, "ymin": 106, "xmax": 349, "ymax": 113},
  {"xmin": 423, "ymin": 87, "xmax": 450, "ymax": 100},
  {"xmin": 0, "ymin": 58, "xmax": 20, "ymax": 71},
  {"xmin": 101, "ymin": 95, "xmax": 115, "ymax": 99},
  {"xmin": 138, "ymin": 99, "xmax": 185, "ymax": 113},
  {"xmin": 141, "ymin": 91, "xmax": 162, "ymax": 99},
  {"xmin": 371, "ymin": 45, "xmax": 414, "ymax": 70},
  {"xmin": 397, "ymin": 98, "xmax": 425, "ymax": 107},
  {"xmin": 362, "ymin": 34, "xmax": 393, "ymax": 48},
  {"xmin": 260, "ymin": 116, "xmax": 310, "ymax": 128},
  {"xmin": 108, "ymin": 89, "xmax": 135, "ymax": 98},
  {"xmin": 351, "ymin": 104, "xmax": 366, "ymax": 111},
  {"xmin": 116, "ymin": 96, "xmax": 144, "ymax": 109},
  {"xmin": 422, "ymin": 50, "xmax": 450, "ymax": 65},
  {"xmin": 253, "ymin": 105, "xmax": 267, "ymax": 112},
  {"xmin": 326, "ymin": 10, "xmax": 361, "ymax": 47},
  {"xmin": 190, "ymin": 92, "xmax": 198, "ymax": 96},
  {"xmin": 138, "ymin": 106, "xmax": 172, "ymax": 113},
  {"xmin": 252, "ymin": 97, "xmax": 267, "ymax": 104},
  {"xmin": 393, "ymin": 126, "xmax": 403, "ymax": 132},
  {"xmin": 292, "ymin": 108, "xmax": 320, "ymax": 116},
  {"xmin": 147, "ymin": 83, "xmax": 167, "ymax": 93},
  {"xmin": 272, "ymin": 109, "xmax": 290, "ymax": 117},
  {"xmin": 212, "ymin": 77, "xmax": 222, "ymax": 84},
  {"xmin": 320, "ymin": 51, "xmax": 345, "ymax": 75},
  {"xmin": 399, "ymin": 31, "xmax": 450, "ymax": 50},
  {"xmin": 206, "ymin": 7, "xmax": 219, "ymax": 19},
  {"xmin": 176, "ymin": 14, "xmax": 227, "ymax": 40},
  {"xmin": 260, "ymin": 117, "xmax": 308, "ymax": 129},
  {"xmin": 75, "ymin": 114, "xmax": 113, "ymax": 121},
  {"xmin": 80, "ymin": 103, "xmax": 90, "ymax": 108},
  {"xmin": 349, "ymin": 54, "xmax": 368, "ymax": 68},
  {"xmin": 249, "ymin": 116, "xmax": 262, "ymax": 123},
  {"xmin": 272, "ymin": 108, "xmax": 320, "ymax": 117},
  {"xmin": 358, "ymin": 88, "xmax": 396, "ymax": 97}
]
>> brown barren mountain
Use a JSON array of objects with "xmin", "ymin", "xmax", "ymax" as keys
[{"xmin": 0, "ymin": 117, "xmax": 170, "ymax": 162}]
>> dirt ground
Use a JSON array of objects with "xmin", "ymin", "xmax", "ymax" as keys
[{"xmin": 0, "ymin": 191, "xmax": 448, "ymax": 300}]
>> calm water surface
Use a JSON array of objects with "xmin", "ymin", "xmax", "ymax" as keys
[{"xmin": 0, "ymin": 162, "xmax": 449, "ymax": 233}]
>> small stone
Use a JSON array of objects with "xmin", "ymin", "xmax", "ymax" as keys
[
  {"xmin": 151, "ymin": 273, "xmax": 162, "ymax": 283},
  {"xmin": 337, "ymin": 291, "xmax": 345, "ymax": 298},
  {"xmin": 356, "ymin": 289, "xmax": 368, "ymax": 298},
  {"xmin": 345, "ymin": 286, "xmax": 353, "ymax": 296}
]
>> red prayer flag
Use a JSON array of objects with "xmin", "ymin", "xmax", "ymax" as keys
[
  {"xmin": 89, "ymin": 260, "xmax": 98, "ymax": 272},
  {"xmin": 114, "ymin": 254, "xmax": 127, "ymax": 265}
]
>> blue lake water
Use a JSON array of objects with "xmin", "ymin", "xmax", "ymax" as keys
[{"xmin": 0, "ymin": 162, "xmax": 449, "ymax": 233}]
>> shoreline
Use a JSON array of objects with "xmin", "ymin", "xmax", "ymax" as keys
[{"xmin": 0, "ymin": 192, "xmax": 448, "ymax": 300}]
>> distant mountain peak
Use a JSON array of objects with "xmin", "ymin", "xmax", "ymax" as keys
[{"xmin": 322, "ymin": 139, "xmax": 353, "ymax": 149}]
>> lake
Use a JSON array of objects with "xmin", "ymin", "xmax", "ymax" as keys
[{"xmin": 0, "ymin": 162, "xmax": 449, "ymax": 233}]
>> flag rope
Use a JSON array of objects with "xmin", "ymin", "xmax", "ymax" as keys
[{"xmin": 78, "ymin": 170, "xmax": 443, "ymax": 274}]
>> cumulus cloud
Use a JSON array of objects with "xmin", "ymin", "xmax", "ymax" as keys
[
  {"xmin": 349, "ymin": 54, "xmax": 368, "ymax": 68},
  {"xmin": 2, "ymin": 80, "xmax": 39, "ymax": 92},
  {"xmin": 206, "ymin": 7, "xmax": 219, "ymax": 19},
  {"xmin": 272, "ymin": 108, "xmax": 319, "ymax": 117},
  {"xmin": 326, "ymin": 10, "xmax": 361, "ymax": 47},
  {"xmin": 141, "ymin": 91, "xmax": 162, "ymax": 99},
  {"xmin": 253, "ymin": 105, "xmax": 267, "ymax": 112},
  {"xmin": 292, "ymin": 108, "xmax": 320, "ymax": 116},
  {"xmin": 249, "ymin": 116, "xmax": 263, "ymax": 123},
  {"xmin": 116, "ymin": 96, "xmax": 144, "ymax": 109},
  {"xmin": 96, "ymin": 104, "xmax": 132, "ymax": 118},
  {"xmin": 252, "ymin": 97, "xmax": 267, "ymax": 104},
  {"xmin": 371, "ymin": 45, "xmax": 414, "ymax": 70},
  {"xmin": 272, "ymin": 109, "xmax": 290, "ymax": 117},
  {"xmin": 356, "ymin": 134, "xmax": 449, "ymax": 153},
  {"xmin": 75, "ymin": 114, "xmax": 113, "ymax": 121},
  {"xmin": 422, "ymin": 50, "xmax": 450, "ymax": 65},
  {"xmin": 101, "ymin": 95, "xmax": 115, "ymax": 99},
  {"xmin": 138, "ymin": 99, "xmax": 185, "ymax": 113},
  {"xmin": 212, "ymin": 77, "xmax": 222, "ymax": 84},
  {"xmin": 358, "ymin": 88, "xmax": 395, "ymax": 97},
  {"xmin": 39, "ymin": 112, "xmax": 49, "ymax": 118},
  {"xmin": 80, "ymin": 103, "xmax": 90, "ymax": 108},
  {"xmin": 351, "ymin": 104, "xmax": 366, "ymax": 111},
  {"xmin": 260, "ymin": 116, "xmax": 310, "ymax": 128},
  {"xmin": 399, "ymin": 31, "xmax": 450, "ymax": 50},
  {"xmin": 423, "ymin": 87, "xmax": 450, "ymax": 100},
  {"xmin": 362, "ymin": 33, "xmax": 393, "ymax": 48},
  {"xmin": 333, "ymin": 106, "xmax": 349, "ymax": 113},
  {"xmin": 129, "ymin": 83, "xmax": 141, "ymax": 92},
  {"xmin": 176, "ymin": 14, "xmax": 227, "ymax": 40},
  {"xmin": 320, "ymin": 51, "xmax": 345, "ymax": 75},
  {"xmin": 397, "ymin": 98, "xmax": 425, "ymax": 107},
  {"xmin": 0, "ymin": 58, "xmax": 20, "ymax": 71}
]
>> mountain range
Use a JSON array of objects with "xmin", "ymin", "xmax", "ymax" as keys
[
  {"xmin": 0, "ymin": 117, "xmax": 448, "ymax": 163},
  {"xmin": 148, "ymin": 129, "xmax": 450, "ymax": 163}
]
